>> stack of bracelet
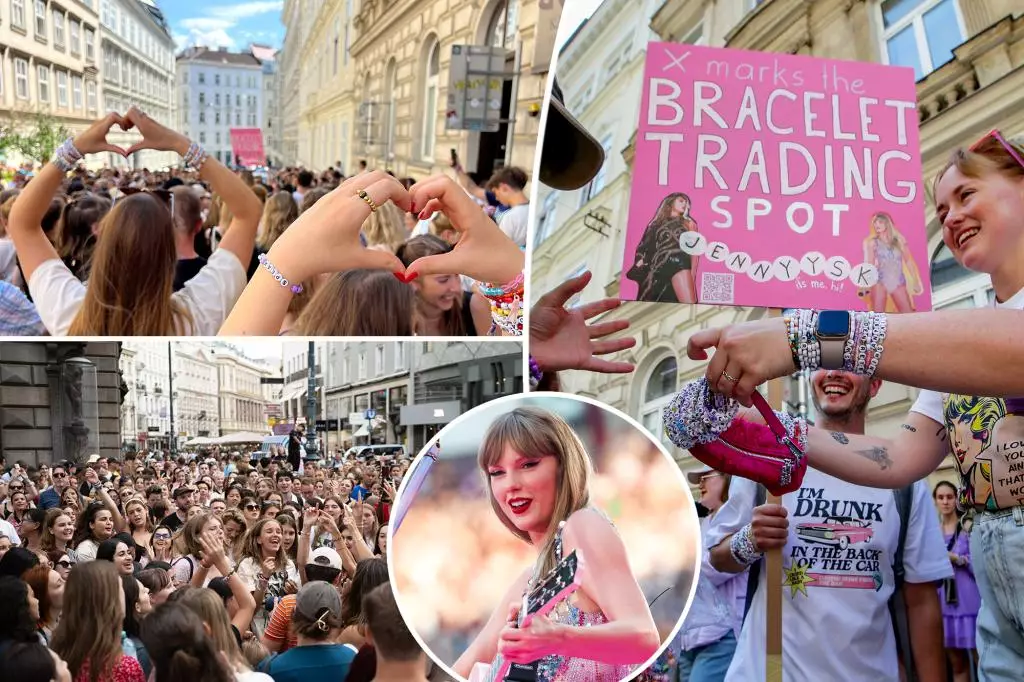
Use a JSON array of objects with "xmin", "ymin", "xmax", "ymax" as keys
[
  {"xmin": 784, "ymin": 310, "xmax": 887, "ymax": 374},
  {"xmin": 729, "ymin": 523, "xmax": 763, "ymax": 566},
  {"xmin": 480, "ymin": 272, "xmax": 524, "ymax": 336},
  {"xmin": 528, "ymin": 356, "xmax": 543, "ymax": 390},
  {"xmin": 51, "ymin": 138, "xmax": 83, "ymax": 173},
  {"xmin": 182, "ymin": 141, "xmax": 209, "ymax": 171}
]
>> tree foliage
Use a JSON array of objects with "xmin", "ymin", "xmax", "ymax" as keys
[{"xmin": 0, "ymin": 112, "xmax": 71, "ymax": 164}]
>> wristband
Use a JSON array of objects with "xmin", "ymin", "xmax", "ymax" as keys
[
  {"xmin": 529, "ymin": 356, "xmax": 543, "ymax": 390},
  {"xmin": 729, "ymin": 523, "xmax": 764, "ymax": 567},
  {"xmin": 258, "ymin": 253, "xmax": 304, "ymax": 294}
]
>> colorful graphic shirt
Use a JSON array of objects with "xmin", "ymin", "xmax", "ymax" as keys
[
  {"xmin": 911, "ymin": 287, "xmax": 1024, "ymax": 511},
  {"xmin": 706, "ymin": 469, "xmax": 950, "ymax": 681}
]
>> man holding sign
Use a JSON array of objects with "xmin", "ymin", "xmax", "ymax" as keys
[{"xmin": 622, "ymin": 44, "xmax": 931, "ymax": 311}]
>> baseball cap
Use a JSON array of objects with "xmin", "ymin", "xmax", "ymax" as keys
[
  {"xmin": 86, "ymin": 454, "xmax": 101, "ymax": 464},
  {"xmin": 172, "ymin": 485, "xmax": 195, "ymax": 498},
  {"xmin": 540, "ymin": 79, "xmax": 606, "ymax": 191},
  {"xmin": 309, "ymin": 546, "xmax": 342, "ymax": 570},
  {"xmin": 294, "ymin": 581, "xmax": 342, "ymax": 623}
]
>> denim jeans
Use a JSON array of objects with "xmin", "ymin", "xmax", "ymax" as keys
[
  {"xmin": 970, "ymin": 506, "xmax": 1024, "ymax": 681},
  {"xmin": 678, "ymin": 632, "xmax": 737, "ymax": 682}
]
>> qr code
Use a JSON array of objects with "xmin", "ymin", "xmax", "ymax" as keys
[{"xmin": 701, "ymin": 272, "xmax": 735, "ymax": 304}]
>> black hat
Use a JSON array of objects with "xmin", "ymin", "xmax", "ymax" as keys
[{"xmin": 540, "ymin": 79, "xmax": 606, "ymax": 191}]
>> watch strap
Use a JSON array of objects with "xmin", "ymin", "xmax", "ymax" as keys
[{"xmin": 820, "ymin": 339, "xmax": 845, "ymax": 370}]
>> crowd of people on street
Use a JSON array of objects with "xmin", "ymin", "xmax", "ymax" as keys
[
  {"xmin": 0, "ymin": 108, "xmax": 527, "ymax": 337},
  {"xmin": 0, "ymin": 448, "xmax": 443, "ymax": 682}
]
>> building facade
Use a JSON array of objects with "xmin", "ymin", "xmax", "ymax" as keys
[
  {"xmin": 172, "ymin": 344, "xmax": 218, "ymax": 443},
  {"xmin": 277, "ymin": 0, "xmax": 307, "ymax": 167},
  {"xmin": 251, "ymin": 43, "xmax": 280, "ymax": 166},
  {"xmin": 120, "ymin": 340, "xmax": 171, "ymax": 450},
  {"xmin": 282, "ymin": 0, "xmax": 550, "ymax": 183},
  {"xmin": 280, "ymin": 340, "xmax": 326, "ymax": 431},
  {"xmin": 214, "ymin": 347, "xmax": 272, "ymax": 435},
  {"xmin": 533, "ymin": 0, "xmax": 1020, "ymax": 485},
  {"xmin": 0, "ymin": 0, "xmax": 101, "ymax": 165},
  {"xmin": 402, "ymin": 341, "xmax": 523, "ymax": 452},
  {"xmin": 98, "ymin": 0, "xmax": 176, "ymax": 169},
  {"xmin": 176, "ymin": 46, "xmax": 265, "ymax": 167},
  {"xmin": 0, "ymin": 342, "xmax": 123, "ymax": 465}
]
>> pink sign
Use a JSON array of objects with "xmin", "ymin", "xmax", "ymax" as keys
[
  {"xmin": 622, "ymin": 44, "xmax": 931, "ymax": 312},
  {"xmin": 229, "ymin": 128, "xmax": 265, "ymax": 167}
]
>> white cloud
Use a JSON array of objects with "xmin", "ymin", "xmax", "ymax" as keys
[
  {"xmin": 173, "ymin": 32, "xmax": 189, "ymax": 50},
  {"xmin": 176, "ymin": 1, "xmax": 283, "ymax": 50}
]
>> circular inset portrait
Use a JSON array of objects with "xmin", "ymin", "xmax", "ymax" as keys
[{"xmin": 389, "ymin": 393, "xmax": 700, "ymax": 682}]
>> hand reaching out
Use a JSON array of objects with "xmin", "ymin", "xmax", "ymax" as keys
[{"xmin": 531, "ymin": 271, "xmax": 636, "ymax": 374}]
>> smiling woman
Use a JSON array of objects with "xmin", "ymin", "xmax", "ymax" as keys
[{"xmin": 390, "ymin": 395, "xmax": 698, "ymax": 682}]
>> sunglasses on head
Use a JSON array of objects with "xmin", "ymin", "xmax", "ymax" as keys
[
  {"xmin": 970, "ymin": 129, "xmax": 1024, "ymax": 169},
  {"xmin": 114, "ymin": 187, "xmax": 175, "ymax": 214}
]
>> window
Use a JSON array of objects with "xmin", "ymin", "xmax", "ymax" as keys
[
  {"xmin": 640, "ymin": 356, "xmax": 679, "ymax": 449},
  {"xmin": 215, "ymin": 74, "xmax": 220, "ymax": 86},
  {"xmin": 215, "ymin": 112, "xmax": 220, "ymax": 125},
  {"xmin": 333, "ymin": 18, "xmax": 340, "ymax": 75},
  {"xmin": 72, "ymin": 75, "xmax": 82, "ymax": 108},
  {"xmin": 881, "ymin": 0, "xmax": 964, "ymax": 80},
  {"xmin": 421, "ymin": 39, "xmax": 440, "ymax": 160},
  {"xmin": 70, "ymin": 20, "xmax": 80, "ymax": 54},
  {"xmin": 52, "ymin": 8, "xmax": 64, "ymax": 47},
  {"xmin": 487, "ymin": 0, "xmax": 519, "ymax": 50},
  {"xmin": 199, "ymin": 132, "xmax": 206, "ymax": 144},
  {"xmin": 86, "ymin": 80, "xmax": 96, "ymax": 111},
  {"xmin": 214, "ymin": 93, "xmax": 220, "ymax": 106},
  {"xmin": 199, "ymin": 111, "xmax": 206, "ymax": 124},
  {"xmin": 384, "ymin": 59, "xmax": 397, "ymax": 160},
  {"xmin": 85, "ymin": 27, "xmax": 94, "ymax": 61},
  {"xmin": 199, "ymin": 92, "xmax": 205, "ymax": 106},
  {"xmin": 34, "ymin": 0, "xmax": 45, "ymax": 37},
  {"xmin": 375, "ymin": 345, "xmax": 385, "ymax": 374},
  {"xmin": 358, "ymin": 352, "xmax": 367, "ymax": 379},
  {"xmin": 36, "ymin": 64, "xmax": 49, "ymax": 102},
  {"xmin": 57, "ymin": 70, "xmax": 67, "ymax": 106},
  {"xmin": 215, "ymin": 132, "xmax": 220, "ymax": 145},
  {"xmin": 12, "ymin": 0, "xmax": 25, "ymax": 29},
  {"xmin": 236, "ymin": 94, "xmax": 240, "ymax": 107},
  {"xmin": 14, "ymin": 58, "xmax": 29, "ymax": 99},
  {"xmin": 199, "ymin": 73, "xmax": 205, "ymax": 84},
  {"xmin": 236, "ymin": 112, "xmax": 241, "ymax": 125},
  {"xmin": 395, "ymin": 342, "xmax": 406, "ymax": 369},
  {"xmin": 535, "ymin": 191, "xmax": 558, "ymax": 245}
]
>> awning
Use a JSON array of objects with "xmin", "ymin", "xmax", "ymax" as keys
[
  {"xmin": 353, "ymin": 423, "xmax": 370, "ymax": 437},
  {"xmin": 213, "ymin": 431, "xmax": 270, "ymax": 445},
  {"xmin": 281, "ymin": 385, "xmax": 306, "ymax": 402}
]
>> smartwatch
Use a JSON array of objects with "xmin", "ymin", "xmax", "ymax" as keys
[{"xmin": 815, "ymin": 311, "xmax": 850, "ymax": 370}]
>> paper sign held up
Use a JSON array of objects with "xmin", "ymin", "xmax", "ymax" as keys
[{"xmin": 621, "ymin": 43, "xmax": 932, "ymax": 312}]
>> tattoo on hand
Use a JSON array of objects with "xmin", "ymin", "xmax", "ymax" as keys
[
  {"xmin": 830, "ymin": 431, "xmax": 850, "ymax": 445},
  {"xmin": 854, "ymin": 446, "xmax": 893, "ymax": 470},
  {"xmin": 901, "ymin": 424, "xmax": 917, "ymax": 433}
]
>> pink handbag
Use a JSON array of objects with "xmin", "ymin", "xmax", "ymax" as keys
[{"xmin": 664, "ymin": 380, "xmax": 807, "ymax": 496}]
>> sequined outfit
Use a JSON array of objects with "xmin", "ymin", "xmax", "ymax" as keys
[
  {"xmin": 872, "ymin": 238, "xmax": 906, "ymax": 290},
  {"xmin": 486, "ymin": 515, "xmax": 636, "ymax": 682}
]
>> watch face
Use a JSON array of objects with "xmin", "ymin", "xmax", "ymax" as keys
[{"xmin": 817, "ymin": 311, "xmax": 850, "ymax": 337}]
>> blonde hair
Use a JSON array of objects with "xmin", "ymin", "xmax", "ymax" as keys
[
  {"xmin": 179, "ymin": 588, "xmax": 249, "ymax": 671},
  {"xmin": 362, "ymin": 202, "xmax": 406, "ymax": 251},
  {"xmin": 256, "ymin": 191, "xmax": 298, "ymax": 250},
  {"xmin": 477, "ymin": 407, "xmax": 593, "ymax": 575},
  {"xmin": 934, "ymin": 132, "xmax": 1024, "ymax": 201}
]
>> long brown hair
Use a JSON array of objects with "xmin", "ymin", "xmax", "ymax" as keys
[
  {"xmin": 477, "ymin": 407, "xmax": 593, "ymax": 575},
  {"xmin": 240, "ymin": 518, "xmax": 288, "ymax": 568},
  {"xmin": 22, "ymin": 565, "xmax": 56, "ymax": 626},
  {"xmin": 41, "ymin": 508, "xmax": 71, "ymax": 552},
  {"xmin": 256, "ymin": 191, "xmax": 298, "ymax": 250},
  {"xmin": 67, "ymin": 194, "xmax": 195, "ymax": 335},
  {"xmin": 179, "ymin": 588, "xmax": 248, "ymax": 671},
  {"xmin": 52, "ymin": 561, "xmax": 125, "ymax": 682},
  {"xmin": 295, "ymin": 269, "xmax": 413, "ymax": 335},
  {"xmin": 56, "ymin": 193, "xmax": 111, "ymax": 280},
  {"xmin": 397, "ymin": 234, "xmax": 465, "ymax": 335}
]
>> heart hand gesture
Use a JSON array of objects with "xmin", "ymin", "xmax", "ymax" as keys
[
  {"xmin": 404, "ymin": 176, "xmax": 524, "ymax": 285},
  {"xmin": 72, "ymin": 113, "xmax": 129, "ymax": 156},
  {"xmin": 122, "ymin": 106, "xmax": 189, "ymax": 156}
]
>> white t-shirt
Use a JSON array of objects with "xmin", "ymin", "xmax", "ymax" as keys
[
  {"xmin": 497, "ymin": 203, "xmax": 529, "ymax": 248},
  {"xmin": 0, "ymin": 518, "xmax": 21, "ymax": 545},
  {"xmin": 0, "ymin": 239, "xmax": 22, "ymax": 287},
  {"xmin": 235, "ymin": 556, "xmax": 301, "ymax": 595},
  {"xmin": 28, "ymin": 248, "xmax": 247, "ymax": 336},
  {"xmin": 75, "ymin": 538, "xmax": 99, "ymax": 562},
  {"xmin": 706, "ymin": 469, "xmax": 951, "ymax": 682},
  {"xmin": 911, "ymin": 286, "xmax": 1024, "ymax": 510}
]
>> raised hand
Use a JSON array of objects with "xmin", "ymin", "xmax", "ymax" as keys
[
  {"xmin": 404, "ymin": 175, "xmax": 524, "ymax": 284},
  {"xmin": 749, "ymin": 504, "xmax": 789, "ymax": 551},
  {"xmin": 198, "ymin": 529, "xmax": 227, "ymax": 569},
  {"xmin": 531, "ymin": 271, "xmax": 636, "ymax": 374},
  {"xmin": 72, "ymin": 113, "xmax": 129, "ymax": 156},
  {"xmin": 122, "ymin": 106, "xmax": 189, "ymax": 156}
]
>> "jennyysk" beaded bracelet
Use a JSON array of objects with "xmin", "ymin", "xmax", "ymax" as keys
[{"xmin": 257, "ymin": 253, "xmax": 303, "ymax": 294}]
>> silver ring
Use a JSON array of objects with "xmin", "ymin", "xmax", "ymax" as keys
[{"xmin": 721, "ymin": 370, "xmax": 738, "ymax": 383}]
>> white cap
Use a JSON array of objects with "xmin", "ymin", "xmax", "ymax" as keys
[{"xmin": 309, "ymin": 546, "xmax": 342, "ymax": 570}]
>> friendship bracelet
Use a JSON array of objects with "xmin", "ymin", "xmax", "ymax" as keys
[
  {"xmin": 729, "ymin": 523, "xmax": 763, "ymax": 567},
  {"xmin": 786, "ymin": 309, "xmax": 887, "ymax": 376},
  {"xmin": 182, "ymin": 141, "xmax": 209, "ymax": 172},
  {"xmin": 479, "ymin": 271, "xmax": 525, "ymax": 298},
  {"xmin": 257, "ymin": 253, "xmax": 303, "ymax": 294},
  {"xmin": 51, "ymin": 138, "xmax": 82, "ymax": 173},
  {"xmin": 529, "ymin": 356, "xmax": 543, "ymax": 389},
  {"xmin": 488, "ymin": 295, "xmax": 523, "ymax": 336}
]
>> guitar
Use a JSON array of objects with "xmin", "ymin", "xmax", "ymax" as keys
[{"xmin": 469, "ymin": 550, "xmax": 588, "ymax": 682}]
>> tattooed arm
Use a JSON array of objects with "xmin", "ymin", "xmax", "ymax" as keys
[{"xmin": 805, "ymin": 412, "xmax": 948, "ymax": 488}]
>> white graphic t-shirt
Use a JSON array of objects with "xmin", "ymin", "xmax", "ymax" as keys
[
  {"xmin": 706, "ymin": 469, "xmax": 950, "ymax": 681},
  {"xmin": 911, "ymin": 286, "xmax": 1024, "ymax": 511}
]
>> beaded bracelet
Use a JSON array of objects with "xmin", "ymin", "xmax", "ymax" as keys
[
  {"xmin": 529, "ymin": 356, "xmax": 543, "ymax": 390},
  {"xmin": 182, "ymin": 141, "xmax": 209, "ymax": 171},
  {"xmin": 481, "ymin": 271, "xmax": 525, "ymax": 336},
  {"xmin": 51, "ymin": 138, "xmax": 82, "ymax": 173},
  {"xmin": 479, "ymin": 271, "xmax": 525, "ymax": 298},
  {"xmin": 787, "ymin": 309, "xmax": 887, "ymax": 375},
  {"xmin": 257, "ymin": 253, "xmax": 303, "ymax": 294},
  {"xmin": 729, "ymin": 523, "xmax": 763, "ymax": 567}
]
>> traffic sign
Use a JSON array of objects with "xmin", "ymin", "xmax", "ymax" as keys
[{"xmin": 365, "ymin": 409, "xmax": 377, "ymax": 419}]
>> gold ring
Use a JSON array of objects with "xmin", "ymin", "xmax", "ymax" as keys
[
  {"xmin": 721, "ymin": 370, "xmax": 738, "ymax": 383},
  {"xmin": 357, "ymin": 189, "xmax": 378, "ymax": 212}
]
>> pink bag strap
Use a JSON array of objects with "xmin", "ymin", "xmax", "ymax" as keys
[{"xmin": 750, "ymin": 391, "xmax": 804, "ymax": 458}]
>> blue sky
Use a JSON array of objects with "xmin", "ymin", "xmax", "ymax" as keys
[{"xmin": 159, "ymin": 0, "xmax": 285, "ymax": 52}]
